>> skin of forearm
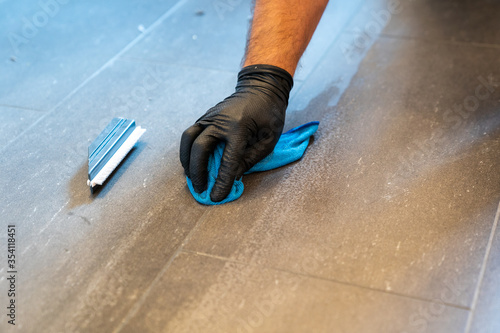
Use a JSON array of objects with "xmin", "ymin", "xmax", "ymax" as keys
[{"xmin": 243, "ymin": 0, "xmax": 329, "ymax": 76}]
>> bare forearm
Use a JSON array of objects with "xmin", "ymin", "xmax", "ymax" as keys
[{"xmin": 243, "ymin": 0, "xmax": 329, "ymax": 76}]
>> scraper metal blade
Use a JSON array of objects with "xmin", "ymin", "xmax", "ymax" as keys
[{"xmin": 87, "ymin": 118, "xmax": 146, "ymax": 193}]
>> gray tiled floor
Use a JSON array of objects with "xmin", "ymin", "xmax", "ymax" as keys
[
  {"xmin": 380, "ymin": 0, "xmax": 500, "ymax": 45},
  {"xmin": 121, "ymin": 252, "xmax": 469, "ymax": 333},
  {"xmin": 0, "ymin": 0, "xmax": 180, "ymax": 110},
  {"xmin": 345, "ymin": 0, "xmax": 500, "ymax": 45},
  {"xmin": 0, "ymin": 0, "xmax": 499, "ymax": 332},
  {"xmin": 469, "ymin": 214, "xmax": 500, "ymax": 333},
  {"xmin": 0, "ymin": 105, "xmax": 44, "ymax": 150}
]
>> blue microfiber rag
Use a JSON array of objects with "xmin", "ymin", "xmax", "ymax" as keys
[{"xmin": 186, "ymin": 121, "xmax": 319, "ymax": 205}]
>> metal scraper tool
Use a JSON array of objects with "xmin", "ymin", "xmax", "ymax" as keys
[{"xmin": 87, "ymin": 118, "xmax": 146, "ymax": 193}]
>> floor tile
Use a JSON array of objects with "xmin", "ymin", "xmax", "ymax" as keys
[
  {"xmin": 468, "ymin": 203, "xmax": 500, "ymax": 333},
  {"xmin": 121, "ymin": 0, "xmax": 252, "ymax": 73},
  {"xmin": 0, "ymin": 60, "xmax": 238, "ymax": 332},
  {"xmin": 291, "ymin": 0, "xmax": 363, "ymax": 81},
  {"xmin": 121, "ymin": 251, "xmax": 469, "ymax": 333},
  {"xmin": 1, "ymin": 1, "xmax": 499, "ymax": 332},
  {"xmin": 0, "ymin": 106, "xmax": 43, "ymax": 150},
  {"xmin": 121, "ymin": 0, "xmax": 364, "ymax": 81},
  {"xmin": 288, "ymin": 32, "xmax": 378, "ymax": 114},
  {"xmin": 185, "ymin": 36, "xmax": 500, "ymax": 308},
  {"xmin": 347, "ymin": 0, "xmax": 500, "ymax": 45},
  {"xmin": 0, "ymin": 0, "xmax": 182, "ymax": 111}
]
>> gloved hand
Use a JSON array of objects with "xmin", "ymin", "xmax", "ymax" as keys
[{"xmin": 180, "ymin": 64, "xmax": 294, "ymax": 202}]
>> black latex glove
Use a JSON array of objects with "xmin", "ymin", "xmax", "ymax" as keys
[{"xmin": 180, "ymin": 64, "xmax": 293, "ymax": 202}]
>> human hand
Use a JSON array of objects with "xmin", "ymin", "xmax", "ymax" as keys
[{"xmin": 180, "ymin": 64, "xmax": 293, "ymax": 202}]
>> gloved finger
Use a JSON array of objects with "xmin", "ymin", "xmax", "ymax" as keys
[
  {"xmin": 211, "ymin": 139, "xmax": 246, "ymax": 202},
  {"xmin": 189, "ymin": 127, "xmax": 220, "ymax": 193},
  {"xmin": 235, "ymin": 141, "xmax": 275, "ymax": 177},
  {"xmin": 180, "ymin": 124, "xmax": 204, "ymax": 177},
  {"xmin": 235, "ymin": 127, "xmax": 278, "ymax": 177}
]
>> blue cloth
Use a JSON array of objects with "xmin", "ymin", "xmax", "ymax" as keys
[{"xmin": 187, "ymin": 121, "xmax": 319, "ymax": 205}]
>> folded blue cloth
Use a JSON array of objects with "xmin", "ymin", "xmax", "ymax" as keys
[{"xmin": 187, "ymin": 121, "xmax": 319, "ymax": 205}]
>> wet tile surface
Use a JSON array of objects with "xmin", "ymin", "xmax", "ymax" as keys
[{"xmin": 0, "ymin": 0, "xmax": 499, "ymax": 332}]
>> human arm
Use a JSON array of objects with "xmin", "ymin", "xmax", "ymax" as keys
[
  {"xmin": 243, "ymin": 0, "xmax": 330, "ymax": 75},
  {"xmin": 180, "ymin": 0, "xmax": 329, "ymax": 202}
]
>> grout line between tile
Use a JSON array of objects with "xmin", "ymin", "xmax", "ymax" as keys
[
  {"xmin": 118, "ymin": 56, "xmax": 241, "ymax": 75},
  {"xmin": 118, "ymin": 56, "xmax": 305, "ymax": 84},
  {"xmin": 0, "ymin": 104, "xmax": 47, "ymax": 112},
  {"xmin": 112, "ymin": 208, "xmax": 215, "ymax": 333},
  {"xmin": 0, "ymin": 0, "xmax": 189, "ymax": 154},
  {"xmin": 376, "ymin": 32, "xmax": 500, "ymax": 50},
  {"xmin": 342, "ymin": 27, "xmax": 500, "ymax": 51},
  {"xmin": 182, "ymin": 249, "xmax": 470, "ymax": 311},
  {"xmin": 464, "ymin": 199, "xmax": 500, "ymax": 333}
]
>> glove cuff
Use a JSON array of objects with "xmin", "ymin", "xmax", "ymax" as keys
[{"xmin": 237, "ymin": 64, "xmax": 294, "ymax": 106}]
